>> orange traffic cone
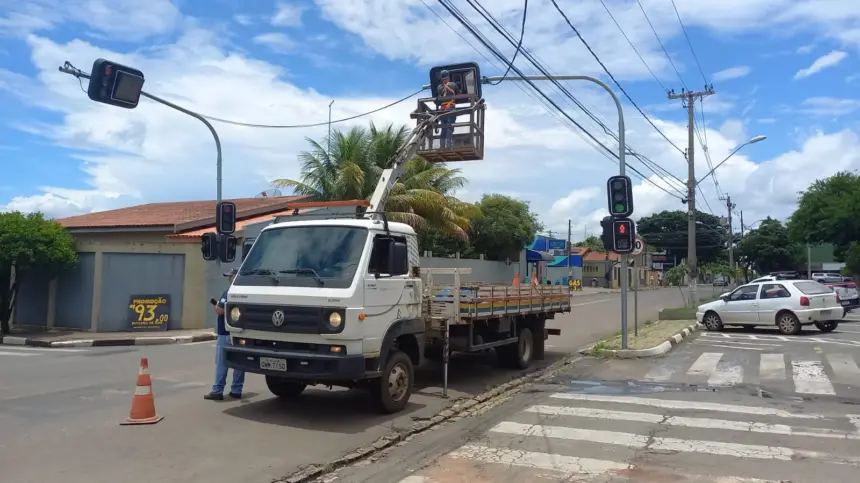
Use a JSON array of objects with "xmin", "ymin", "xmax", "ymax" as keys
[
  {"xmin": 120, "ymin": 357, "xmax": 163, "ymax": 425},
  {"xmin": 530, "ymin": 271, "xmax": 538, "ymax": 287},
  {"xmin": 512, "ymin": 272, "xmax": 520, "ymax": 287}
]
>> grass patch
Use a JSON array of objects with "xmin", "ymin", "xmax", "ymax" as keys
[
  {"xmin": 659, "ymin": 295, "xmax": 721, "ymax": 320},
  {"xmin": 596, "ymin": 319, "xmax": 695, "ymax": 352}
]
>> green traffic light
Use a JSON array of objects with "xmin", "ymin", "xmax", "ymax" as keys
[{"xmin": 614, "ymin": 203, "xmax": 625, "ymax": 213}]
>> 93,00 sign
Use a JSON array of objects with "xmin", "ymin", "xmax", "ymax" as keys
[{"xmin": 127, "ymin": 295, "xmax": 171, "ymax": 331}]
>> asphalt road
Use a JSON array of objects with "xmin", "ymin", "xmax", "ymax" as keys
[
  {"xmin": 0, "ymin": 287, "xmax": 687, "ymax": 483},
  {"xmin": 330, "ymin": 321, "xmax": 860, "ymax": 483}
]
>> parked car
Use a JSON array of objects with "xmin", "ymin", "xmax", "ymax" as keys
[
  {"xmin": 825, "ymin": 282, "xmax": 859, "ymax": 313},
  {"xmin": 713, "ymin": 276, "xmax": 729, "ymax": 287},
  {"xmin": 812, "ymin": 272, "xmax": 843, "ymax": 284},
  {"xmin": 696, "ymin": 280, "xmax": 842, "ymax": 335}
]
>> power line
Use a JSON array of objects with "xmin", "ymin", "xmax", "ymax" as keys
[
  {"xmin": 597, "ymin": 0, "xmax": 667, "ymax": 92},
  {"xmin": 198, "ymin": 89, "xmax": 424, "ymax": 128},
  {"xmin": 487, "ymin": 0, "xmax": 528, "ymax": 85},
  {"xmin": 549, "ymin": 0, "xmax": 685, "ymax": 155},
  {"xmin": 438, "ymin": 0, "xmax": 683, "ymax": 199},
  {"xmin": 454, "ymin": 0, "xmax": 686, "ymax": 198},
  {"xmin": 636, "ymin": 0, "xmax": 686, "ymax": 89},
  {"xmin": 670, "ymin": 0, "xmax": 708, "ymax": 84}
]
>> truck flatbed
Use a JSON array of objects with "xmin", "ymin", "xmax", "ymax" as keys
[{"xmin": 425, "ymin": 284, "xmax": 571, "ymax": 321}]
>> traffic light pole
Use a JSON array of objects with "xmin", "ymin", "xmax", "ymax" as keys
[{"xmin": 58, "ymin": 62, "xmax": 225, "ymax": 268}]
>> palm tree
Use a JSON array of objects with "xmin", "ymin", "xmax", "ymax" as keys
[{"xmin": 271, "ymin": 122, "xmax": 477, "ymax": 239}]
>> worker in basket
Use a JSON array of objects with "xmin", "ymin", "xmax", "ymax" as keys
[{"xmin": 435, "ymin": 69, "xmax": 459, "ymax": 149}]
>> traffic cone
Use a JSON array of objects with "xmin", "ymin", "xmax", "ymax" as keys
[
  {"xmin": 120, "ymin": 357, "xmax": 163, "ymax": 425},
  {"xmin": 530, "ymin": 271, "xmax": 538, "ymax": 286},
  {"xmin": 512, "ymin": 272, "xmax": 520, "ymax": 287}
]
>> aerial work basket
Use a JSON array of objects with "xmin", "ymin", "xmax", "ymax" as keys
[{"xmin": 412, "ymin": 62, "xmax": 486, "ymax": 163}]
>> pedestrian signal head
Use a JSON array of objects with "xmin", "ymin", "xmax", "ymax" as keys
[
  {"xmin": 429, "ymin": 62, "xmax": 482, "ymax": 99},
  {"xmin": 612, "ymin": 219, "xmax": 636, "ymax": 253},
  {"xmin": 216, "ymin": 201, "xmax": 236, "ymax": 235},
  {"xmin": 86, "ymin": 58, "xmax": 145, "ymax": 109}
]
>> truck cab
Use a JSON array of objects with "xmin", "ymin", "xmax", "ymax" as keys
[{"xmin": 223, "ymin": 216, "xmax": 424, "ymax": 412}]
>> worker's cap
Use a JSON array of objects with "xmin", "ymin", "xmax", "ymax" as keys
[
  {"xmin": 440, "ymin": 69, "xmax": 450, "ymax": 78},
  {"xmin": 223, "ymin": 268, "xmax": 238, "ymax": 277}
]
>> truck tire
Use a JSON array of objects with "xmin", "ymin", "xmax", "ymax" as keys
[
  {"xmin": 497, "ymin": 328, "xmax": 534, "ymax": 370},
  {"xmin": 533, "ymin": 319, "xmax": 546, "ymax": 361},
  {"xmin": 370, "ymin": 349, "xmax": 414, "ymax": 414},
  {"xmin": 265, "ymin": 376, "xmax": 306, "ymax": 398}
]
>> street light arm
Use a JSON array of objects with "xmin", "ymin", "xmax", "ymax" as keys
[{"xmin": 696, "ymin": 142, "xmax": 747, "ymax": 186}]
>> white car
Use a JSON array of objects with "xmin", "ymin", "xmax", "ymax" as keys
[{"xmin": 696, "ymin": 280, "xmax": 842, "ymax": 335}]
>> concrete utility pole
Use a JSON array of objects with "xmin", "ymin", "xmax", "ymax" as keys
[
  {"xmin": 668, "ymin": 86, "xmax": 715, "ymax": 306},
  {"xmin": 740, "ymin": 210, "xmax": 745, "ymax": 237},
  {"xmin": 567, "ymin": 219, "xmax": 572, "ymax": 281},
  {"xmin": 721, "ymin": 195, "xmax": 736, "ymax": 275}
]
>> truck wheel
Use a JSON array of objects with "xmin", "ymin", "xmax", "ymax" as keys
[
  {"xmin": 533, "ymin": 319, "xmax": 546, "ymax": 361},
  {"xmin": 265, "ymin": 376, "xmax": 306, "ymax": 398},
  {"xmin": 497, "ymin": 328, "xmax": 534, "ymax": 370},
  {"xmin": 371, "ymin": 350, "xmax": 413, "ymax": 414}
]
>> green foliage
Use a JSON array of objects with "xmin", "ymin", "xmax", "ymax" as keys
[
  {"xmin": 469, "ymin": 194, "xmax": 541, "ymax": 262},
  {"xmin": 843, "ymin": 242, "xmax": 860, "ymax": 278},
  {"xmin": 636, "ymin": 210, "xmax": 727, "ymax": 265},
  {"xmin": 665, "ymin": 264, "xmax": 689, "ymax": 286},
  {"xmin": 736, "ymin": 218, "xmax": 804, "ymax": 275},
  {"xmin": 0, "ymin": 212, "xmax": 78, "ymax": 334},
  {"xmin": 575, "ymin": 235, "xmax": 605, "ymax": 252},
  {"xmin": 787, "ymin": 171, "xmax": 860, "ymax": 260}
]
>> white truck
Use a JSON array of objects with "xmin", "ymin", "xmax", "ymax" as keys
[{"xmin": 223, "ymin": 73, "xmax": 572, "ymax": 413}]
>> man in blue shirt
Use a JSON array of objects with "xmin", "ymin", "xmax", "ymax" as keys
[{"xmin": 204, "ymin": 268, "xmax": 245, "ymax": 401}]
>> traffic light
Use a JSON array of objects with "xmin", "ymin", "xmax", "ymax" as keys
[
  {"xmin": 201, "ymin": 232, "xmax": 218, "ymax": 261},
  {"xmin": 216, "ymin": 201, "xmax": 236, "ymax": 234},
  {"xmin": 606, "ymin": 175, "xmax": 634, "ymax": 218},
  {"xmin": 428, "ymin": 62, "xmax": 482, "ymax": 99},
  {"xmin": 612, "ymin": 219, "xmax": 636, "ymax": 253},
  {"xmin": 86, "ymin": 58, "xmax": 145, "ymax": 109},
  {"xmin": 600, "ymin": 216, "xmax": 613, "ymax": 251},
  {"xmin": 219, "ymin": 234, "xmax": 237, "ymax": 263}
]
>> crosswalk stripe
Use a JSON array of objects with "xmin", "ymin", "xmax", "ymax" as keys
[
  {"xmin": 827, "ymin": 353, "xmax": 860, "ymax": 383},
  {"xmin": 709, "ymin": 361, "xmax": 744, "ymax": 387},
  {"xmin": 696, "ymin": 342, "xmax": 767, "ymax": 351},
  {"xmin": 524, "ymin": 405, "xmax": 858, "ymax": 439},
  {"xmin": 688, "ymin": 352, "xmax": 723, "ymax": 377},
  {"xmin": 0, "ymin": 350, "xmax": 39, "ymax": 357},
  {"xmin": 759, "ymin": 353, "xmax": 786, "ymax": 380},
  {"xmin": 791, "ymin": 360, "xmax": 836, "ymax": 395},
  {"xmin": 643, "ymin": 364, "xmax": 675, "ymax": 381},
  {"xmin": 489, "ymin": 421, "xmax": 860, "ymax": 466},
  {"xmin": 448, "ymin": 443, "xmax": 629, "ymax": 475},
  {"xmin": 549, "ymin": 393, "xmax": 826, "ymax": 418}
]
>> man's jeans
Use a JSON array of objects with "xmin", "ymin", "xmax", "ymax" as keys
[
  {"xmin": 213, "ymin": 335, "xmax": 245, "ymax": 394},
  {"xmin": 439, "ymin": 114, "xmax": 456, "ymax": 148}
]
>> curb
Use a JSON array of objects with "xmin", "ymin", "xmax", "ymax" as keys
[
  {"xmin": 278, "ymin": 352, "xmax": 585, "ymax": 483},
  {"xmin": 0, "ymin": 332, "xmax": 216, "ymax": 348},
  {"xmin": 580, "ymin": 321, "xmax": 700, "ymax": 359}
]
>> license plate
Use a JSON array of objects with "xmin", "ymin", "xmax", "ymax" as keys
[
  {"xmin": 820, "ymin": 310, "xmax": 832, "ymax": 317},
  {"xmin": 260, "ymin": 357, "xmax": 287, "ymax": 371}
]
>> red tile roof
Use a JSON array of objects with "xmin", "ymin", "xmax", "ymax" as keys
[
  {"xmin": 583, "ymin": 250, "xmax": 620, "ymax": 262},
  {"xmin": 57, "ymin": 195, "xmax": 311, "ymax": 231}
]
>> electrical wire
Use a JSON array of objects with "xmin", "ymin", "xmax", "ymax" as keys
[
  {"xmin": 597, "ymin": 0, "xmax": 668, "ymax": 93},
  {"xmin": 487, "ymin": 0, "xmax": 528, "ymax": 85},
  {"xmin": 198, "ymin": 89, "xmax": 424, "ymax": 128},
  {"xmin": 548, "ymin": 0, "xmax": 685, "ymax": 156},
  {"xmin": 450, "ymin": 0, "xmax": 686, "ymax": 199},
  {"xmin": 636, "ymin": 0, "xmax": 686, "ymax": 89},
  {"xmin": 670, "ymin": 0, "xmax": 708, "ymax": 85}
]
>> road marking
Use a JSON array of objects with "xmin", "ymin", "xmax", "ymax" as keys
[
  {"xmin": 791, "ymin": 360, "xmax": 836, "ymax": 395},
  {"xmin": 549, "ymin": 393, "xmax": 826, "ymax": 419},
  {"xmin": 709, "ymin": 361, "xmax": 744, "ymax": 387},
  {"xmin": 695, "ymin": 343, "xmax": 767, "ymax": 351},
  {"xmin": 448, "ymin": 443, "xmax": 628, "ymax": 475},
  {"xmin": 687, "ymin": 352, "xmax": 722, "ymax": 377},
  {"xmin": 524, "ymin": 405, "xmax": 858, "ymax": 440},
  {"xmin": 759, "ymin": 353, "xmax": 787, "ymax": 380},
  {"xmin": 827, "ymin": 353, "xmax": 860, "ymax": 383},
  {"xmin": 570, "ymin": 299, "xmax": 610, "ymax": 307},
  {"xmin": 0, "ymin": 346, "xmax": 87, "ymax": 353},
  {"xmin": 0, "ymin": 350, "xmax": 39, "ymax": 357},
  {"xmin": 835, "ymin": 327, "xmax": 860, "ymax": 334},
  {"xmin": 705, "ymin": 341, "xmax": 782, "ymax": 347},
  {"xmin": 398, "ymin": 477, "xmax": 433, "ymax": 483},
  {"xmin": 701, "ymin": 332, "xmax": 860, "ymax": 347},
  {"xmin": 643, "ymin": 365, "xmax": 675, "ymax": 382},
  {"xmin": 489, "ymin": 422, "xmax": 860, "ymax": 466}
]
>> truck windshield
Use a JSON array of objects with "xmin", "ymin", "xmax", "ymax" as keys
[{"xmin": 235, "ymin": 225, "xmax": 368, "ymax": 288}]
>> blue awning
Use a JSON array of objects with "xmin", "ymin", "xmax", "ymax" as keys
[
  {"xmin": 526, "ymin": 249, "xmax": 554, "ymax": 262},
  {"xmin": 548, "ymin": 255, "xmax": 582, "ymax": 267}
]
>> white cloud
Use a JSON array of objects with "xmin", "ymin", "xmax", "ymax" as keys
[
  {"xmin": 712, "ymin": 66, "xmax": 751, "ymax": 82},
  {"xmin": 794, "ymin": 50, "xmax": 848, "ymax": 79},
  {"xmin": 252, "ymin": 32, "xmax": 297, "ymax": 53},
  {"xmin": 796, "ymin": 97, "xmax": 860, "ymax": 116},
  {"xmin": 271, "ymin": 2, "xmax": 307, "ymax": 27}
]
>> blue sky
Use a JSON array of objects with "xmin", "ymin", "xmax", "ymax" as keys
[{"xmin": 1, "ymin": 0, "xmax": 859, "ymax": 237}]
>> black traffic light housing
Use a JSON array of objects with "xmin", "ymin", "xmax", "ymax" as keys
[
  {"xmin": 429, "ymin": 62, "xmax": 482, "ymax": 99},
  {"xmin": 612, "ymin": 218, "xmax": 636, "ymax": 253},
  {"xmin": 86, "ymin": 58, "xmax": 145, "ymax": 109},
  {"xmin": 219, "ymin": 235, "xmax": 237, "ymax": 263},
  {"xmin": 600, "ymin": 216, "xmax": 613, "ymax": 252},
  {"xmin": 201, "ymin": 232, "xmax": 218, "ymax": 261},
  {"xmin": 606, "ymin": 175, "xmax": 634, "ymax": 218},
  {"xmin": 216, "ymin": 201, "xmax": 236, "ymax": 235}
]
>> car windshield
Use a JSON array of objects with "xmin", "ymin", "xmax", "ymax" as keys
[
  {"xmin": 793, "ymin": 281, "xmax": 832, "ymax": 295},
  {"xmin": 833, "ymin": 286, "xmax": 858, "ymax": 298},
  {"xmin": 235, "ymin": 225, "xmax": 368, "ymax": 288}
]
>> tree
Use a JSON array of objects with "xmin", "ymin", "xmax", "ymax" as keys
[
  {"xmin": 787, "ymin": 171, "xmax": 860, "ymax": 260},
  {"xmin": 575, "ymin": 235, "xmax": 604, "ymax": 252},
  {"xmin": 469, "ymin": 194, "xmax": 542, "ymax": 262},
  {"xmin": 0, "ymin": 212, "xmax": 78, "ymax": 335},
  {"xmin": 270, "ymin": 122, "xmax": 476, "ymax": 239},
  {"xmin": 636, "ymin": 210, "xmax": 727, "ymax": 265},
  {"xmin": 842, "ymin": 242, "xmax": 860, "ymax": 278},
  {"xmin": 665, "ymin": 264, "xmax": 690, "ymax": 306},
  {"xmin": 735, "ymin": 218, "xmax": 804, "ymax": 276}
]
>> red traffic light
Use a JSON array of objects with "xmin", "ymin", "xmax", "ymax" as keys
[
  {"xmin": 105, "ymin": 65, "xmax": 112, "ymax": 76},
  {"xmin": 618, "ymin": 224, "xmax": 626, "ymax": 234}
]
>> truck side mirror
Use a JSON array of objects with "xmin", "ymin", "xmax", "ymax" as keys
[{"xmin": 389, "ymin": 241, "xmax": 408, "ymax": 276}]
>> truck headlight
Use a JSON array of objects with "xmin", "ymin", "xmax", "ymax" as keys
[
  {"xmin": 328, "ymin": 311, "xmax": 342, "ymax": 329},
  {"xmin": 230, "ymin": 306, "xmax": 241, "ymax": 322}
]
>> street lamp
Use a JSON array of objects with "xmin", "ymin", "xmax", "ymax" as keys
[{"xmin": 696, "ymin": 135, "xmax": 767, "ymax": 185}]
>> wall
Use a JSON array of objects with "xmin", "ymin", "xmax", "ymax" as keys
[
  {"xmin": 419, "ymin": 255, "xmax": 518, "ymax": 285},
  {"xmin": 13, "ymin": 270, "xmax": 51, "ymax": 327},
  {"xmin": 53, "ymin": 253, "xmax": 96, "ymax": 330}
]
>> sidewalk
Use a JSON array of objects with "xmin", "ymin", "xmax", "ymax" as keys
[{"xmin": 0, "ymin": 328, "xmax": 216, "ymax": 348}]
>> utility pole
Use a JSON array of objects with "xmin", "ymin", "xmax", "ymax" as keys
[
  {"xmin": 668, "ymin": 86, "xmax": 715, "ymax": 306},
  {"xmin": 720, "ymin": 194, "xmax": 736, "ymax": 276},
  {"xmin": 328, "ymin": 100, "xmax": 334, "ymax": 155},
  {"xmin": 567, "ymin": 219, "xmax": 572, "ymax": 281},
  {"xmin": 740, "ymin": 210, "xmax": 745, "ymax": 237}
]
